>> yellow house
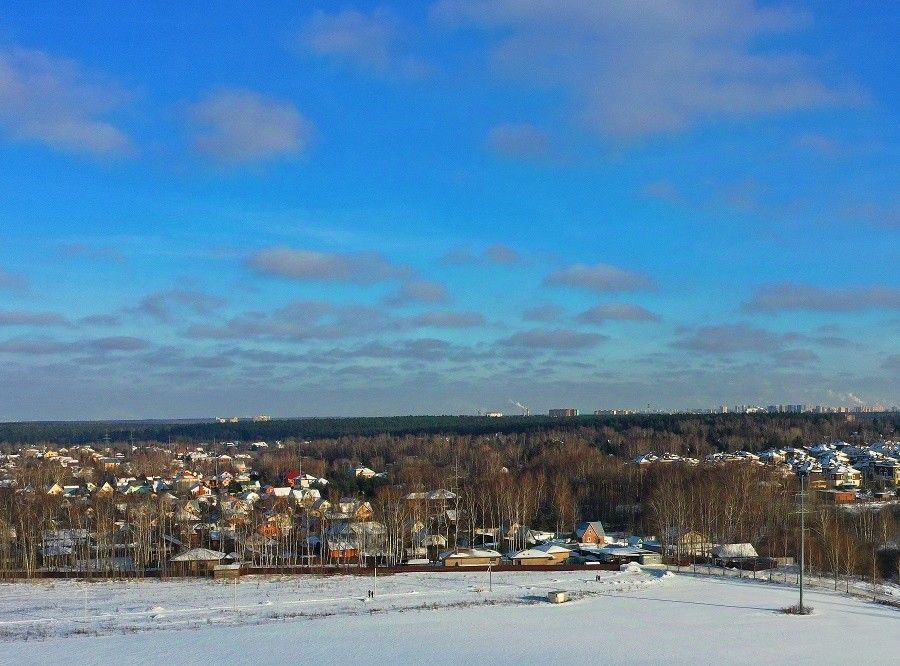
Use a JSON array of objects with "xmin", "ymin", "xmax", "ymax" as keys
[{"xmin": 825, "ymin": 466, "xmax": 861, "ymax": 489}]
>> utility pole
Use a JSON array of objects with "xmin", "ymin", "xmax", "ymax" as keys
[
  {"xmin": 800, "ymin": 474, "xmax": 805, "ymax": 610},
  {"xmin": 793, "ymin": 473, "xmax": 810, "ymax": 611}
]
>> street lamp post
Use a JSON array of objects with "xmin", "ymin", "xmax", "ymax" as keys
[{"xmin": 793, "ymin": 472, "xmax": 810, "ymax": 612}]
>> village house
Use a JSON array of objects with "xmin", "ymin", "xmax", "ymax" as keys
[
  {"xmin": 510, "ymin": 543, "xmax": 571, "ymax": 566},
  {"xmin": 170, "ymin": 547, "xmax": 229, "ymax": 576},
  {"xmin": 662, "ymin": 530, "xmax": 712, "ymax": 557},
  {"xmin": 873, "ymin": 459, "xmax": 900, "ymax": 486},
  {"xmin": 824, "ymin": 465, "xmax": 862, "ymax": 489},
  {"xmin": 574, "ymin": 521, "xmax": 606, "ymax": 545},
  {"xmin": 439, "ymin": 548, "xmax": 502, "ymax": 567}
]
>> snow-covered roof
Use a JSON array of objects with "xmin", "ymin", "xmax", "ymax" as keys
[
  {"xmin": 440, "ymin": 548, "xmax": 501, "ymax": 560},
  {"xmin": 712, "ymin": 543, "xmax": 758, "ymax": 559},
  {"xmin": 511, "ymin": 548, "xmax": 554, "ymax": 560},
  {"xmin": 171, "ymin": 547, "xmax": 227, "ymax": 562}
]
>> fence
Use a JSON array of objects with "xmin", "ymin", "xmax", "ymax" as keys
[
  {"xmin": 663, "ymin": 561, "xmax": 900, "ymax": 608},
  {"xmin": 0, "ymin": 561, "xmax": 622, "ymax": 581}
]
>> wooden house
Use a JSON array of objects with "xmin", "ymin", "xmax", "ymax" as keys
[
  {"xmin": 169, "ymin": 547, "xmax": 228, "ymax": 575},
  {"xmin": 574, "ymin": 521, "xmax": 606, "ymax": 545}
]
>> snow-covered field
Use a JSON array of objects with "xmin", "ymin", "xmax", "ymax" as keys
[{"xmin": 0, "ymin": 567, "xmax": 896, "ymax": 664}]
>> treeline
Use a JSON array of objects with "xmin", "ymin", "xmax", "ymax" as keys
[
  {"xmin": 1, "ymin": 412, "xmax": 898, "ymax": 582},
  {"xmin": 2, "ymin": 443, "xmax": 897, "ymax": 582},
  {"xmin": 1, "ymin": 412, "xmax": 897, "ymax": 449}
]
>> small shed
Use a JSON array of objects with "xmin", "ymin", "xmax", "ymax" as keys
[
  {"xmin": 439, "ymin": 548, "xmax": 502, "ymax": 567},
  {"xmin": 548, "ymin": 590, "xmax": 569, "ymax": 604},
  {"xmin": 213, "ymin": 563, "xmax": 242, "ymax": 580},
  {"xmin": 712, "ymin": 543, "xmax": 758, "ymax": 566},
  {"xmin": 170, "ymin": 547, "xmax": 228, "ymax": 575},
  {"xmin": 511, "ymin": 543, "xmax": 571, "ymax": 565},
  {"xmin": 595, "ymin": 545, "xmax": 662, "ymax": 566},
  {"xmin": 511, "ymin": 548, "xmax": 556, "ymax": 566}
]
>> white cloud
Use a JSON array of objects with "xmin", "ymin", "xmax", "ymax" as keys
[
  {"xmin": 248, "ymin": 247, "xmax": 411, "ymax": 284},
  {"xmin": 0, "ymin": 309, "xmax": 70, "ymax": 327},
  {"xmin": 0, "ymin": 268, "xmax": 28, "ymax": 292},
  {"xmin": 523, "ymin": 304, "xmax": 564, "ymax": 322},
  {"xmin": 434, "ymin": 0, "xmax": 863, "ymax": 138},
  {"xmin": 300, "ymin": 9, "xmax": 430, "ymax": 79},
  {"xmin": 545, "ymin": 262, "xmax": 654, "ymax": 292},
  {"xmin": 385, "ymin": 280, "xmax": 449, "ymax": 306},
  {"xmin": 187, "ymin": 89, "xmax": 314, "ymax": 163},
  {"xmin": 410, "ymin": 311, "xmax": 485, "ymax": 328},
  {"xmin": 744, "ymin": 283, "xmax": 900, "ymax": 313},
  {"xmin": 136, "ymin": 289, "xmax": 227, "ymax": 322},
  {"xmin": 0, "ymin": 47, "xmax": 134, "ymax": 155},
  {"xmin": 578, "ymin": 303, "xmax": 659, "ymax": 324},
  {"xmin": 503, "ymin": 328, "xmax": 606, "ymax": 350},
  {"xmin": 441, "ymin": 244, "xmax": 522, "ymax": 265},
  {"xmin": 487, "ymin": 123, "xmax": 554, "ymax": 160}
]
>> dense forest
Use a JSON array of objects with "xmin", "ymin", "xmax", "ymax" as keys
[
  {"xmin": 1, "ymin": 412, "xmax": 898, "ymax": 582},
  {"xmin": 1, "ymin": 412, "xmax": 897, "ymax": 449}
]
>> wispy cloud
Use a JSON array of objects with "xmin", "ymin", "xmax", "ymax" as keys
[
  {"xmin": 671, "ymin": 322, "xmax": 844, "ymax": 360},
  {"xmin": 744, "ymin": 283, "xmax": 900, "ymax": 313},
  {"xmin": 185, "ymin": 298, "xmax": 485, "ymax": 341},
  {"xmin": 883, "ymin": 355, "xmax": 900, "ymax": 375},
  {"xmin": 186, "ymin": 88, "xmax": 314, "ymax": 163},
  {"xmin": 384, "ymin": 280, "xmax": 449, "ymax": 306},
  {"xmin": 136, "ymin": 289, "xmax": 227, "ymax": 322},
  {"xmin": 772, "ymin": 349, "xmax": 819, "ymax": 366},
  {"xmin": 78, "ymin": 314, "xmax": 122, "ymax": 327},
  {"xmin": 486, "ymin": 123, "xmax": 555, "ymax": 161},
  {"xmin": 0, "ymin": 309, "xmax": 70, "ymax": 327},
  {"xmin": 0, "ymin": 47, "xmax": 134, "ymax": 155},
  {"xmin": 0, "ymin": 335, "xmax": 149, "ymax": 355},
  {"xmin": 0, "ymin": 268, "xmax": 28, "ymax": 292},
  {"xmin": 434, "ymin": 0, "xmax": 864, "ymax": 139},
  {"xmin": 442, "ymin": 244, "xmax": 522, "ymax": 266},
  {"xmin": 502, "ymin": 327, "xmax": 606, "ymax": 350},
  {"xmin": 248, "ymin": 247, "xmax": 411, "ymax": 284},
  {"xmin": 58, "ymin": 242, "xmax": 126, "ymax": 263},
  {"xmin": 409, "ymin": 310, "xmax": 485, "ymax": 328},
  {"xmin": 523, "ymin": 304, "xmax": 564, "ymax": 322},
  {"xmin": 672, "ymin": 323, "xmax": 783, "ymax": 354},
  {"xmin": 545, "ymin": 262, "xmax": 654, "ymax": 292},
  {"xmin": 839, "ymin": 201, "xmax": 900, "ymax": 230},
  {"xmin": 299, "ymin": 8, "xmax": 430, "ymax": 79},
  {"xmin": 577, "ymin": 303, "xmax": 660, "ymax": 324}
]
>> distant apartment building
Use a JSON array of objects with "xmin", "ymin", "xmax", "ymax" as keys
[
  {"xmin": 252, "ymin": 414, "xmax": 271, "ymax": 422},
  {"xmin": 549, "ymin": 408, "xmax": 578, "ymax": 417}
]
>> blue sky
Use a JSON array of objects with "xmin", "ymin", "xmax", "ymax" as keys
[{"xmin": 0, "ymin": 1, "xmax": 897, "ymax": 419}]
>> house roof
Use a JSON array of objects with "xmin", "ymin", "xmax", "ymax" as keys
[
  {"xmin": 171, "ymin": 547, "xmax": 227, "ymax": 562},
  {"xmin": 575, "ymin": 521, "xmax": 606, "ymax": 537},
  {"xmin": 712, "ymin": 543, "xmax": 758, "ymax": 559},
  {"xmin": 511, "ymin": 548, "xmax": 554, "ymax": 560},
  {"xmin": 439, "ymin": 548, "xmax": 502, "ymax": 560}
]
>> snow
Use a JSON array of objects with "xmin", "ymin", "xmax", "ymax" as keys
[
  {"xmin": 712, "ymin": 543, "xmax": 759, "ymax": 559},
  {"xmin": 0, "ymin": 568, "xmax": 895, "ymax": 664},
  {"xmin": 169, "ymin": 548, "xmax": 227, "ymax": 562}
]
